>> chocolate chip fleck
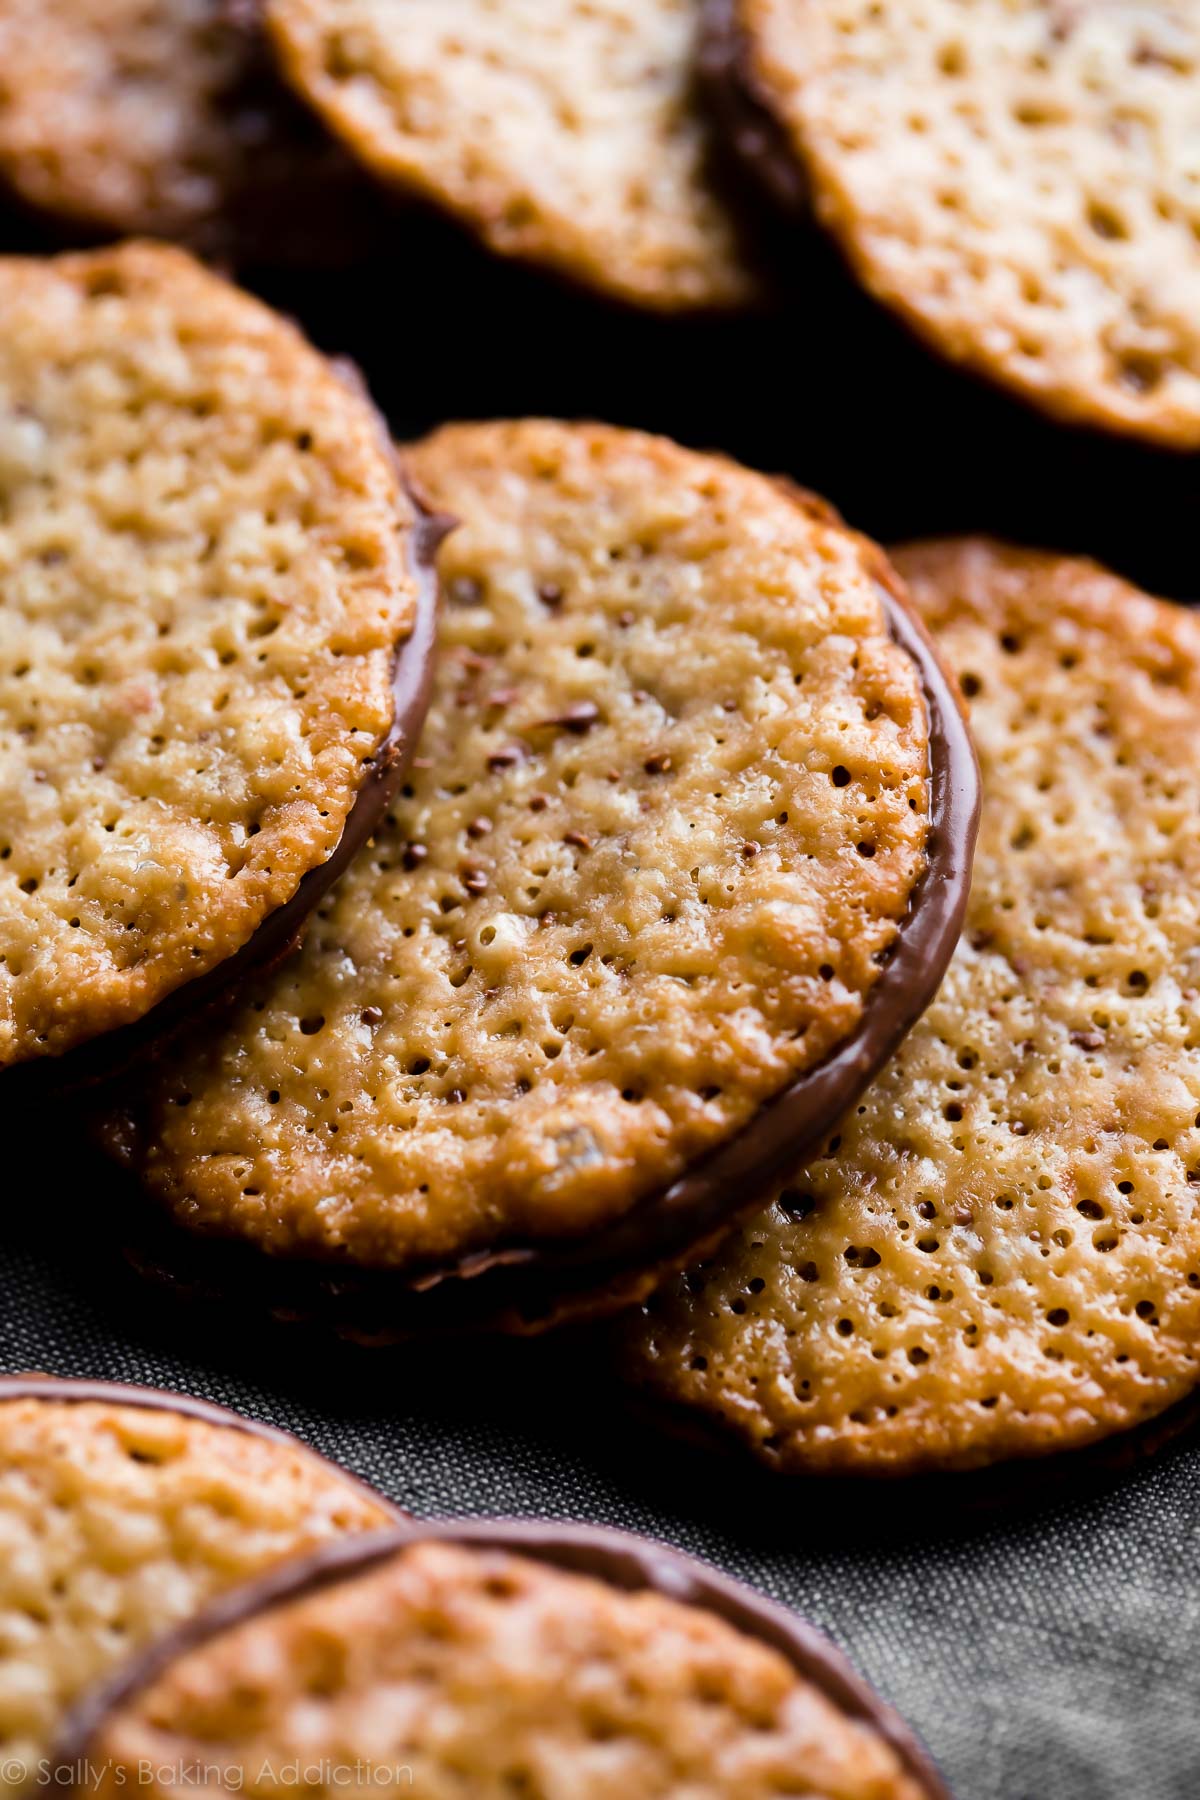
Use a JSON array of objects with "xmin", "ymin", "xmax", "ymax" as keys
[
  {"xmin": 534, "ymin": 699, "xmax": 600, "ymax": 735},
  {"xmin": 402, "ymin": 843, "xmax": 427, "ymax": 870},
  {"xmin": 361, "ymin": 1006, "xmax": 383, "ymax": 1026}
]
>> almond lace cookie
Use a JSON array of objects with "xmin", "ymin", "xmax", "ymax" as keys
[
  {"xmin": 100, "ymin": 420, "xmax": 977, "ymax": 1335},
  {"xmin": 0, "ymin": 241, "xmax": 432, "ymax": 1080},
  {"xmin": 620, "ymin": 538, "xmax": 1200, "ymax": 1476},
  {"xmin": 49, "ymin": 1522, "xmax": 950, "ymax": 1800},
  {"xmin": 0, "ymin": 1376, "xmax": 397, "ymax": 1786},
  {"xmin": 0, "ymin": 0, "xmax": 376, "ymax": 258},
  {"xmin": 263, "ymin": 0, "xmax": 766, "ymax": 310},
  {"xmin": 708, "ymin": 0, "xmax": 1200, "ymax": 445}
]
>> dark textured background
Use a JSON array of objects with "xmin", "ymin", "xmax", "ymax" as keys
[{"xmin": 3, "ymin": 208, "xmax": 1200, "ymax": 1800}]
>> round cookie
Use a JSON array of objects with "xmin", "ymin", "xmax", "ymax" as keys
[
  {"xmin": 0, "ymin": 241, "xmax": 434, "ymax": 1080},
  {"xmin": 621, "ymin": 538, "xmax": 1200, "ymax": 1476},
  {"xmin": 0, "ymin": 0, "xmax": 376, "ymax": 258},
  {"xmin": 51, "ymin": 1521, "xmax": 950, "ymax": 1800},
  {"xmin": 263, "ymin": 0, "xmax": 765, "ymax": 311},
  {"xmin": 709, "ymin": 0, "xmax": 1200, "ymax": 445},
  {"xmin": 100, "ymin": 420, "xmax": 977, "ymax": 1336},
  {"xmin": 0, "ymin": 1376, "xmax": 398, "ymax": 1786}
]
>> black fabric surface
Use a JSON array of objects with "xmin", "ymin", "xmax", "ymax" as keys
[{"xmin": 2, "ymin": 209, "xmax": 1200, "ymax": 1800}]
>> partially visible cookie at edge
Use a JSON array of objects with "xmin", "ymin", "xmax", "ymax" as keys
[
  {"xmin": 709, "ymin": 0, "xmax": 1200, "ymax": 444},
  {"xmin": 0, "ymin": 240, "xmax": 430, "ymax": 1076},
  {"xmin": 0, "ymin": 1376, "xmax": 397, "ymax": 1785},
  {"xmin": 0, "ymin": 0, "xmax": 380, "ymax": 260},
  {"xmin": 264, "ymin": 0, "xmax": 769, "ymax": 310},
  {"xmin": 98, "ymin": 419, "xmax": 976, "ymax": 1335},
  {"xmin": 50, "ymin": 1522, "xmax": 949, "ymax": 1800},
  {"xmin": 619, "ymin": 539, "xmax": 1200, "ymax": 1476}
]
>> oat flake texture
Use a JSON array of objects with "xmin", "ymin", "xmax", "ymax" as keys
[
  {"xmin": 104, "ymin": 421, "xmax": 934, "ymax": 1297},
  {"xmin": 622, "ymin": 539, "xmax": 1200, "ymax": 1475},
  {"xmin": 729, "ymin": 0, "xmax": 1200, "ymax": 444},
  {"xmin": 0, "ymin": 241, "xmax": 419, "ymax": 1069}
]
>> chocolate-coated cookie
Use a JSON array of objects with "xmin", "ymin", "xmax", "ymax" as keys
[
  {"xmin": 265, "ymin": 0, "xmax": 767, "ymax": 309},
  {"xmin": 100, "ymin": 420, "xmax": 977, "ymax": 1335},
  {"xmin": 51, "ymin": 1521, "xmax": 950, "ymax": 1799},
  {"xmin": 0, "ymin": 0, "xmax": 378, "ymax": 259},
  {"xmin": 621, "ymin": 539, "xmax": 1200, "ymax": 1474},
  {"xmin": 708, "ymin": 0, "xmax": 1200, "ymax": 444},
  {"xmin": 0, "ymin": 242, "xmax": 434, "ymax": 1081}
]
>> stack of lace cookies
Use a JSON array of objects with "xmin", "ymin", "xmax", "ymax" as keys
[{"xmin": 6, "ymin": 235, "xmax": 1200, "ymax": 1497}]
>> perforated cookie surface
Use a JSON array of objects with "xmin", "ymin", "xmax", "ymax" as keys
[
  {"xmin": 105, "ymin": 421, "xmax": 932, "ymax": 1287},
  {"xmin": 730, "ymin": 0, "xmax": 1200, "ymax": 444},
  {"xmin": 265, "ymin": 0, "xmax": 762, "ymax": 310},
  {"xmin": 0, "ymin": 1388, "xmax": 390, "ymax": 1784},
  {"xmin": 0, "ymin": 0, "xmax": 360, "ymax": 250},
  {"xmin": 622, "ymin": 539, "xmax": 1200, "ymax": 1474},
  {"xmin": 0, "ymin": 242, "xmax": 418, "ymax": 1069},
  {"xmin": 74, "ymin": 1539, "xmax": 926, "ymax": 1799}
]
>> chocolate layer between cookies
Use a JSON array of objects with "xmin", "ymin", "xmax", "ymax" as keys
[
  {"xmin": 50, "ymin": 1521, "xmax": 951, "ymax": 1800},
  {"xmin": 17, "ymin": 500, "xmax": 445, "ymax": 1097},
  {"xmin": 620, "ymin": 539, "xmax": 1200, "ymax": 1476},
  {"xmin": 99, "ymin": 421, "xmax": 978, "ymax": 1338},
  {"xmin": 0, "ymin": 243, "xmax": 437, "ymax": 1085}
]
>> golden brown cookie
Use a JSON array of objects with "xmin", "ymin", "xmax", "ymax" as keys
[
  {"xmin": 0, "ymin": 0, "xmax": 376, "ymax": 258},
  {"xmin": 709, "ymin": 0, "xmax": 1200, "ymax": 444},
  {"xmin": 0, "ymin": 1376, "xmax": 397, "ymax": 1785},
  {"xmin": 264, "ymin": 0, "xmax": 765, "ymax": 310},
  {"xmin": 100, "ymin": 420, "xmax": 977, "ymax": 1335},
  {"xmin": 621, "ymin": 538, "xmax": 1200, "ymax": 1476},
  {"xmin": 50, "ymin": 1521, "xmax": 949, "ymax": 1800},
  {"xmin": 0, "ymin": 241, "xmax": 434, "ymax": 1081}
]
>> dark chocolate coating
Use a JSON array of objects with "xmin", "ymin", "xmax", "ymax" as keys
[
  {"xmin": 112, "ymin": 562, "xmax": 980, "ymax": 1339},
  {"xmin": 49, "ymin": 1518, "xmax": 951, "ymax": 1800},
  {"xmin": 698, "ymin": 0, "xmax": 811, "ymax": 215},
  {"xmin": 0, "ymin": 1373, "xmax": 404, "ymax": 1521},
  {"xmin": 2, "ymin": 496, "xmax": 446, "ymax": 1098}
]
